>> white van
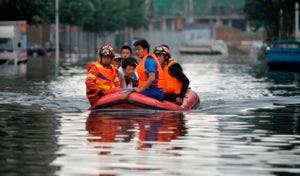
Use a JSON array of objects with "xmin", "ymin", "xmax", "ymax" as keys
[{"xmin": 0, "ymin": 21, "xmax": 27, "ymax": 65}]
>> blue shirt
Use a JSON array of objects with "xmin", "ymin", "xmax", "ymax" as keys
[
  {"xmin": 140, "ymin": 57, "xmax": 164, "ymax": 100},
  {"xmin": 145, "ymin": 57, "xmax": 157, "ymax": 73},
  {"xmin": 145, "ymin": 57, "xmax": 158, "ymax": 88}
]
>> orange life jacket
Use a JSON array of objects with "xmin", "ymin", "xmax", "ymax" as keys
[
  {"xmin": 162, "ymin": 60, "xmax": 182, "ymax": 94},
  {"xmin": 136, "ymin": 53, "xmax": 164, "ymax": 89},
  {"xmin": 86, "ymin": 61, "xmax": 119, "ymax": 99}
]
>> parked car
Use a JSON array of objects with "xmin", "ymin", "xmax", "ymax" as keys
[{"xmin": 27, "ymin": 42, "xmax": 46, "ymax": 57}]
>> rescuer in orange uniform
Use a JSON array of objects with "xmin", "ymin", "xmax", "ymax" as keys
[
  {"xmin": 154, "ymin": 45, "xmax": 190, "ymax": 105},
  {"xmin": 85, "ymin": 44, "xmax": 121, "ymax": 105}
]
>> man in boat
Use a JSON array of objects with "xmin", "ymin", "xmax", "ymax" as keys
[
  {"xmin": 85, "ymin": 44, "xmax": 121, "ymax": 105},
  {"xmin": 154, "ymin": 45, "xmax": 190, "ymax": 105},
  {"xmin": 119, "ymin": 45, "xmax": 139, "ymax": 68},
  {"xmin": 120, "ymin": 57, "xmax": 138, "ymax": 88},
  {"xmin": 133, "ymin": 39, "xmax": 164, "ymax": 100},
  {"xmin": 111, "ymin": 53, "xmax": 122, "ymax": 68},
  {"xmin": 120, "ymin": 45, "xmax": 133, "ymax": 60},
  {"xmin": 112, "ymin": 53, "xmax": 129, "ymax": 87},
  {"xmin": 117, "ymin": 45, "xmax": 138, "ymax": 88}
]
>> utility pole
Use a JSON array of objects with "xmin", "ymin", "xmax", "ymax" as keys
[
  {"xmin": 184, "ymin": 0, "xmax": 194, "ymax": 25},
  {"xmin": 279, "ymin": 9, "xmax": 283, "ymax": 40},
  {"xmin": 55, "ymin": 0, "xmax": 60, "ymax": 77},
  {"xmin": 296, "ymin": 2, "xmax": 299, "ymax": 41}
]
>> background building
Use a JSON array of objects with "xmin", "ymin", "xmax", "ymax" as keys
[{"xmin": 149, "ymin": 0, "xmax": 246, "ymax": 31}]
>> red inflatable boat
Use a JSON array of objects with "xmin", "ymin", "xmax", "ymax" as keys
[{"xmin": 90, "ymin": 89, "xmax": 200, "ymax": 111}]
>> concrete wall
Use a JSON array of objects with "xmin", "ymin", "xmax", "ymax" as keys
[
  {"xmin": 134, "ymin": 31, "xmax": 185, "ymax": 56},
  {"xmin": 27, "ymin": 24, "xmax": 103, "ymax": 59}
]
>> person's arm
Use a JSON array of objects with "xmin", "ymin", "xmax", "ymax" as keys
[
  {"xmin": 86, "ymin": 66, "xmax": 103, "ymax": 96},
  {"xmin": 136, "ymin": 72, "xmax": 155, "ymax": 92},
  {"xmin": 169, "ymin": 63, "xmax": 190, "ymax": 98},
  {"xmin": 117, "ymin": 68, "xmax": 126, "ymax": 88}
]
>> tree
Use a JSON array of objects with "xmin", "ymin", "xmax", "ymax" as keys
[
  {"xmin": 244, "ymin": 0, "xmax": 296, "ymax": 41},
  {"xmin": 125, "ymin": 0, "xmax": 150, "ymax": 29},
  {"xmin": 60, "ymin": 0, "xmax": 94, "ymax": 26},
  {"xmin": 0, "ymin": 0, "xmax": 53, "ymax": 24},
  {"xmin": 83, "ymin": 0, "xmax": 150, "ymax": 32},
  {"xmin": 0, "ymin": 0, "xmax": 151, "ymax": 32}
]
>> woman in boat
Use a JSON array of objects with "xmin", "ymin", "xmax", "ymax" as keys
[{"xmin": 154, "ymin": 45, "xmax": 190, "ymax": 105}]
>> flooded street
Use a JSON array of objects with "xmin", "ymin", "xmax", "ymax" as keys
[{"xmin": 0, "ymin": 56, "xmax": 300, "ymax": 176}]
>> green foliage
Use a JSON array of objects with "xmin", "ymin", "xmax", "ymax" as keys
[
  {"xmin": 125, "ymin": 0, "xmax": 150, "ymax": 29},
  {"xmin": 244, "ymin": 0, "xmax": 295, "ymax": 41},
  {"xmin": 60, "ymin": 0, "xmax": 94, "ymax": 26},
  {"xmin": 0, "ymin": 0, "xmax": 150, "ymax": 32},
  {"xmin": 83, "ymin": 0, "xmax": 150, "ymax": 32},
  {"xmin": 153, "ymin": 0, "xmax": 184, "ymax": 16},
  {"xmin": 0, "ymin": 0, "xmax": 54, "ymax": 24},
  {"xmin": 153, "ymin": 0, "xmax": 245, "ymax": 16},
  {"xmin": 193, "ymin": 0, "xmax": 245, "ymax": 16},
  {"xmin": 83, "ymin": 0, "xmax": 127, "ymax": 32}
]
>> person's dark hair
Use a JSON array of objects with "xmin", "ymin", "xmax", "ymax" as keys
[
  {"xmin": 121, "ymin": 57, "xmax": 138, "ymax": 69},
  {"xmin": 161, "ymin": 44, "xmax": 169, "ymax": 49},
  {"xmin": 133, "ymin": 39, "xmax": 149, "ymax": 52},
  {"xmin": 121, "ymin": 45, "xmax": 132, "ymax": 54}
]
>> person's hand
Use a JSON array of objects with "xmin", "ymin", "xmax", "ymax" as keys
[
  {"xmin": 104, "ymin": 87, "xmax": 122, "ymax": 95},
  {"xmin": 133, "ymin": 87, "xmax": 142, "ymax": 93},
  {"xmin": 175, "ymin": 97, "xmax": 183, "ymax": 105}
]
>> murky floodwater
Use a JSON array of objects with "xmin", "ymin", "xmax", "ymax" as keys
[{"xmin": 0, "ymin": 55, "xmax": 299, "ymax": 176}]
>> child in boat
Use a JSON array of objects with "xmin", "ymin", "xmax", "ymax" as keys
[{"xmin": 120, "ymin": 57, "xmax": 139, "ymax": 88}]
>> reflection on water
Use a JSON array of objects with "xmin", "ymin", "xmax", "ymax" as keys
[
  {"xmin": 26, "ymin": 57, "xmax": 58, "ymax": 82},
  {"xmin": 86, "ymin": 111, "xmax": 186, "ymax": 149},
  {"xmin": 0, "ymin": 57, "xmax": 89, "ymax": 113},
  {"xmin": 0, "ymin": 63, "xmax": 27, "ymax": 76},
  {"xmin": 245, "ymin": 104, "xmax": 300, "ymax": 134},
  {"xmin": 265, "ymin": 71, "xmax": 300, "ymax": 97},
  {"xmin": 54, "ymin": 106, "xmax": 300, "ymax": 175},
  {"xmin": 213, "ymin": 104, "xmax": 300, "ymax": 176},
  {"xmin": 1, "ymin": 55, "xmax": 300, "ymax": 175},
  {"xmin": 0, "ymin": 104, "xmax": 59, "ymax": 175},
  {"xmin": 52, "ymin": 111, "xmax": 189, "ymax": 175}
]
